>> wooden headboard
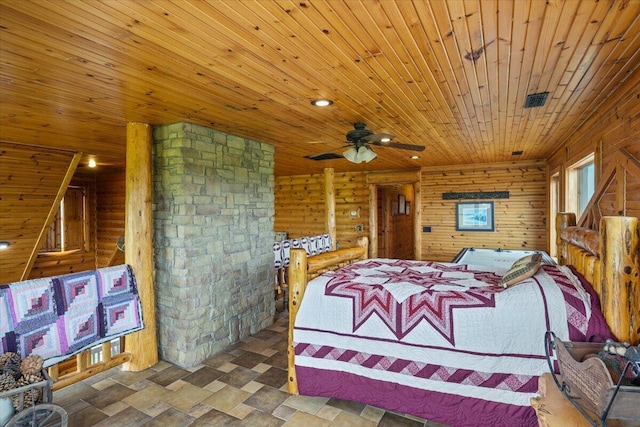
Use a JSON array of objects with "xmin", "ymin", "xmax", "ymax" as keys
[{"xmin": 556, "ymin": 213, "xmax": 639, "ymax": 344}]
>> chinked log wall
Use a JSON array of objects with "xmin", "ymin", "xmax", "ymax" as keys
[{"xmin": 275, "ymin": 160, "xmax": 547, "ymax": 262}]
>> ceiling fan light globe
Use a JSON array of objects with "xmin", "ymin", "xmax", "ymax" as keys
[
  {"xmin": 343, "ymin": 146, "xmax": 360, "ymax": 163},
  {"xmin": 361, "ymin": 146, "xmax": 377, "ymax": 162},
  {"xmin": 344, "ymin": 146, "xmax": 376, "ymax": 163}
]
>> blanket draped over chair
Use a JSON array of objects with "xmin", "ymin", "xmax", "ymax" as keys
[{"xmin": 0, "ymin": 264, "xmax": 144, "ymax": 367}]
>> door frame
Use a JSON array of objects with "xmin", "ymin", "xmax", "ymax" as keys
[{"xmin": 367, "ymin": 170, "xmax": 421, "ymax": 260}]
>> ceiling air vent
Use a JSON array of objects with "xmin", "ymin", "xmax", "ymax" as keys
[
  {"xmin": 524, "ymin": 92, "xmax": 549, "ymax": 108},
  {"xmin": 305, "ymin": 153, "xmax": 343, "ymax": 161}
]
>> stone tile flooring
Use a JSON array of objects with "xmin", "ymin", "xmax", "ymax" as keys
[{"xmin": 52, "ymin": 302, "xmax": 449, "ymax": 426}]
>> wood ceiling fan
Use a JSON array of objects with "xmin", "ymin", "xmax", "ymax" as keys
[{"xmin": 305, "ymin": 123, "xmax": 425, "ymax": 163}]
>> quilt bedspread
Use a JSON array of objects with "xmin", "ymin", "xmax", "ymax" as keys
[
  {"xmin": 293, "ymin": 259, "xmax": 610, "ymax": 426},
  {"xmin": 0, "ymin": 264, "xmax": 144, "ymax": 367}
]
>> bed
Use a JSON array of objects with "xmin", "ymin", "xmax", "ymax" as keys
[{"xmin": 286, "ymin": 215, "xmax": 639, "ymax": 427}]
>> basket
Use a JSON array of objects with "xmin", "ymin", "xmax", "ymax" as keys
[
  {"xmin": 545, "ymin": 332, "xmax": 640, "ymax": 426},
  {"xmin": 0, "ymin": 369, "xmax": 52, "ymax": 414}
]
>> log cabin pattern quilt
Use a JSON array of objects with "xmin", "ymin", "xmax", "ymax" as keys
[
  {"xmin": 0, "ymin": 264, "xmax": 144, "ymax": 367},
  {"xmin": 293, "ymin": 259, "xmax": 611, "ymax": 427}
]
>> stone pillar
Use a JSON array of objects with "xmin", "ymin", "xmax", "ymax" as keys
[{"xmin": 153, "ymin": 122, "xmax": 275, "ymax": 367}]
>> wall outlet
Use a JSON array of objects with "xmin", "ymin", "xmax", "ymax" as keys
[{"xmin": 423, "ymin": 226, "xmax": 431, "ymax": 232}]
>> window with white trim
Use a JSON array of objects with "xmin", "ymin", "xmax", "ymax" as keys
[{"xmin": 566, "ymin": 154, "xmax": 595, "ymax": 220}]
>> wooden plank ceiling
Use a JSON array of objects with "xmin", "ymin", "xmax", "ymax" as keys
[{"xmin": 1, "ymin": 0, "xmax": 639, "ymax": 177}]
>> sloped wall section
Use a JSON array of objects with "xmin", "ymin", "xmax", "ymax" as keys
[
  {"xmin": 153, "ymin": 122, "xmax": 275, "ymax": 367},
  {"xmin": 548, "ymin": 76, "xmax": 640, "ymax": 222},
  {"xmin": 0, "ymin": 143, "xmax": 78, "ymax": 283}
]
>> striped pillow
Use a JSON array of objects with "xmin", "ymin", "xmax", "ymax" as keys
[{"xmin": 499, "ymin": 253, "xmax": 542, "ymax": 288}]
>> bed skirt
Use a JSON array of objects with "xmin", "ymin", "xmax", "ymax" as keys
[{"xmin": 297, "ymin": 365, "xmax": 537, "ymax": 427}]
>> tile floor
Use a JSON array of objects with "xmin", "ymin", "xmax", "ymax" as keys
[{"xmin": 52, "ymin": 301, "xmax": 449, "ymax": 426}]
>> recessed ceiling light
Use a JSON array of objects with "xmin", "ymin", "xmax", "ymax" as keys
[
  {"xmin": 411, "ymin": 155, "xmax": 420, "ymax": 159},
  {"xmin": 311, "ymin": 99, "xmax": 333, "ymax": 107},
  {"xmin": 88, "ymin": 159, "xmax": 97, "ymax": 168},
  {"xmin": 380, "ymin": 137, "xmax": 391, "ymax": 143},
  {"xmin": 0, "ymin": 241, "xmax": 10, "ymax": 250}
]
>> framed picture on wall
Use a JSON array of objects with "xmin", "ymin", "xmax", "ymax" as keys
[
  {"xmin": 456, "ymin": 202, "xmax": 494, "ymax": 231},
  {"xmin": 398, "ymin": 194, "xmax": 406, "ymax": 215}
]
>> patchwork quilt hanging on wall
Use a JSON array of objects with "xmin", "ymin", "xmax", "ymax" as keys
[{"xmin": 0, "ymin": 264, "xmax": 144, "ymax": 367}]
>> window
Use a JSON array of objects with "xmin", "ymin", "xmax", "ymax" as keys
[
  {"xmin": 578, "ymin": 162, "xmax": 595, "ymax": 214},
  {"xmin": 41, "ymin": 185, "xmax": 87, "ymax": 252},
  {"xmin": 566, "ymin": 154, "xmax": 595, "ymax": 220}
]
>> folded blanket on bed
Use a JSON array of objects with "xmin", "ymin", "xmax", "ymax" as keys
[{"xmin": 0, "ymin": 264, "xmax": 144, "ymax": 367}]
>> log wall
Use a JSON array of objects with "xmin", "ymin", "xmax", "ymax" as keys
[
  {"xmin": 420, "ymin": 160, "xmax": 548, "ymax": 262},
  {"xmin": 275, "ymin": 161, "xmax": 546, "ymax": 262},
  {"xmin": 96, "ymin": 170, "xmax": 126, "ymax": 267},
  {"xmin": 274, "ymin": 174, "xmax": 325, "ymax": 239},
  {"xmin": 28, "ymin": 249, "xmax": 96, "ymax": 279},
  {"xmin": 334, "ymin": 172, "xmax": 369, "ymax": 249},
  {"xmin": 275, "ymin": 171, "xmax": 369, "ymax": 249}
]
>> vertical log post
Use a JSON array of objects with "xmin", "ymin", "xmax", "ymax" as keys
[
  {"xmin": 600, "ymin": 216, "xmax": 639, "ymax": 344},
  {"xmin": 555, "ymin": 212, "xmax": 576, "ymax": 266},
  {"xmin": 287, "ymin": 248, "xmax": 308, "ymax": 394},
  {"xmin": 47, "ymin": 364, "xmax": 59, "ymax": 381},
  {"xmin": 123, "ymin": 122, "xmax": 158, "ymax": 371},
  {"xmin": 368, "ymin": 184, "xmax": 377, "ymax": 258},
  {"xmin": 76, "ymin": 351, "xmax": 89, "ymax": 373},
  {"xmin": 324, "ymin": 168, "xmax": 336, "ymax": 249},
  {"xmin": 101, "ymin": 342, "xmax": 112, "ymax": 363},
  {"xmin": 357, "ymin": 236, "xmax": 369, "ymax": 261},
  {"xmin": 413, "ymin": 182, "xmax": 421, "ymax": 260}
]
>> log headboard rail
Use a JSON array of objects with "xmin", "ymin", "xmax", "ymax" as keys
[{"xmin": 556, "ymin": 213, "xmax": 639, "ymax": 344}]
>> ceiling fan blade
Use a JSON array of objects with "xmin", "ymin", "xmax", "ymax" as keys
[
  {"xmin": 363, "ymin": 133, "xmax": 395, "ymax": 144},
  {"xmin": 305, "ymin": 152, "xmax": 344, "ymax": 161},
  {"xmin": 305, "ymin": 144, "xmax": 351, "ymax": 160},
  {"xmin": 379, "ymin": 142, "xmax": 426, "ymax": 151}
]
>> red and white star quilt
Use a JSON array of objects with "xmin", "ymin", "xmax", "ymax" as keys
[{"xmin": 293, "ymin": 259, "xmax": 611, "ymax": 427}]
